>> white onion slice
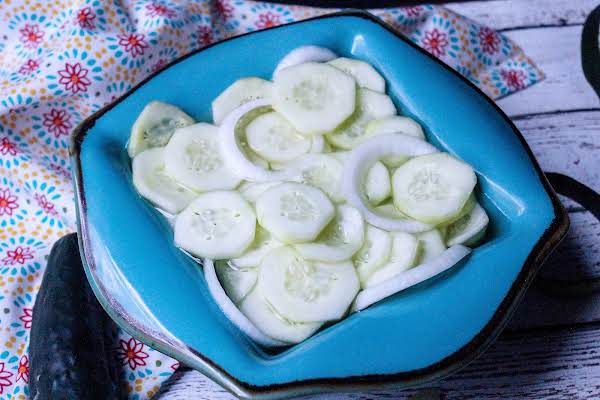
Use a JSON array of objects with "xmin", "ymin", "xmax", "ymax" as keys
[
  {"xmin": 219, "ymin": 99, "xmax": 292, "ymax": 182},
  {"xmin": 352, "ymin": 245, "xmax": 471, "ymax": 312},
  {"xmin": 310, "ymin": 134, "xmax": 325, "ymax": 153},
  {"xmin": 342, "ymin": 133, "xmax": 438, "ymax": 232},
  {"xmin": 203, "ymin": 258, "xmax": 289, "ymax": 347},
  {"xmin": 273, "ymin": 46, "xmax": 337, "ymax": 79}
]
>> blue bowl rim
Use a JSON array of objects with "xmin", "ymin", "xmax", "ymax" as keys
[{"xmin": 70, "ymin": 9, "xmax": 570, "ymax": 399}]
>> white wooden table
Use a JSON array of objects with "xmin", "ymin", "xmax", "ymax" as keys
[{"xmin": 157, "ymin": 1, "xmax": 600, "ymax": 398}]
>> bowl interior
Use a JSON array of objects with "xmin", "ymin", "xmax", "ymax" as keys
[{"xmin": 77, "ymin": 14, "xmax": 556, "ymax": 387}]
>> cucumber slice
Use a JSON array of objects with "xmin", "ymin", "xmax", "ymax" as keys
[
  {"xmin": 372, "ymin": 202, "xmax": 407, "ymax": 219},
  {"xmin": 364, "ymin": 232, "xmax": 420, "ymax": 288},
  {"xmin": 204, "ymin": 259, "xmax": 288, "ymax": 347},
  {"xmin": 212, "ymin": 77, "xmax": 273, "ymax": 125},
  {"xmin": 328, "ymin": 57, "xmax": 385, "ymax": 92},
  {"xmin": 231, "ymin": 226, "xmax": 283, "ymax": 268},
  {"xmin": 286, "ymin": 154, "xmax": 345, "ymax": 203},
  {"xmin": 164, "ymin": 123, "xmax": 241, "ymax": 192},
  {"xmin": 273, "ymin": 62, "xmax": 356, "ymax": 135},
  {"xmin": 364, "ymin": 161, "xmax": 390, "ymax": 205},
  {"xmin": 392, "ymin": 153, "xmax": 477, "ymax": 224},
  {"xmin": 128, "ymin": 101, "xmax": 195, "ymax": 157},
  {"xmin": 352, "ymin": 245, "xmax": 471, "ymax": 312},
  {"xmin": 132, "ymin": 148, "xmax": 197, "ymax": 214},
  {"xmin": 365, "ymin": 116, "xmax": 425, "ymax": 167},
  {"xmin": 273, "ymin": 46, "xmax": 337, "ymax": 79},
  {"xmin": 309, "ymin": 134, "xmax": 325, "ymax": 153},
  {"xmin": 325, "ymin": 89, "xmax": 396, "ymax": 150},
  {"xmin": 238, "ymin": 181, "xmax": 281, "ymax": 204},
  {"xmin": 416, "ymin": 229, "xmax": 447, "ymax": 264},
  {"xmin": 174, "ymin": 191, "xmax": 256, "ymax": 259},
  {"xmin": 246, "ymin": 111, "xmax": 311, "ymax": 163},
  {"xmin": 240, "ymin": 288, "xmax": 322, "ymax": 344},
  {"xmin": 214, "ymin": 260, "xmax": 257, "ymax": 305},
  {"xmin": 342, "ymin": 134, "xmax": 438, "ymax": 232},
  {"xmin": 256, "ymin": 182, "xmax": 334, "ymax": 243},
  {"xmin": 258, "ymin": 246, "xmax": 359, "ymax": 322},
  {"xmin": 354, "ymin": 225, "xmax": 392, "ymax": 287},
  {"xmin": 219, "ymin": 99, "xmax": 293, "ymax": 182},
  {"xmin": 294, "ymin": 205, "xmax": 365, "ymax": 262},
  {"xmin": 446, "ymin": 202, "xmax": 489, "ymax": 247}
]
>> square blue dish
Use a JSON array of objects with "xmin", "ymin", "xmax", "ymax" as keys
[{"xmin": 71, "ymin": 11, "xmax": 569, "ymax": 399}]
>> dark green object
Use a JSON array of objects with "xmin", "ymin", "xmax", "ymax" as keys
[{"xmin": 29, "ymin": 233, "xmax": 123, "ymax": 400}]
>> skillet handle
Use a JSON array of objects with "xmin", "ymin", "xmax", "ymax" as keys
[{"xmin": 582, "ymin": 5, "xmax": 600, "ymax": 100}]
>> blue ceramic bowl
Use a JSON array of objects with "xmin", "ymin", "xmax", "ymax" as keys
[{"xmin": 71, "ymin": 11, "xmax": 568, "ymax": 399}]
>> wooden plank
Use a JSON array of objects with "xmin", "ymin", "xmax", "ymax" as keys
[
  {"xmin": 446, "ymin": 0, "xmax": 597, "ymax": 30},
  {"xmin": 496, "ymin": 26, "xmax": 600, "ymax": 116},
  {"xmin": 157, "ymin": 322, "xmax": 600, "ymax": 400}
]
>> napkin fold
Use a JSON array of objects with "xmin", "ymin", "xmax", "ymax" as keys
[{"xmin": 0, "ymin": 1, "xmax": 543, "ymax": 398}]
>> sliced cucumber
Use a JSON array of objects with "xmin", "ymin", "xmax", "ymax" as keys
[
  {"xmin": 372, "ymin": 202, "xmax": 407, "ymax": 219},
  {"xmin": 204, "ymin": 258, "xmax": 288, "ymax": 347},
  {"xmin": 286, "ymin": 154, "xmax": 345, "ymax": 203},
  {"xmin": 219, "ymin": 99, "xmax": 292, "ymax": 182},
  {"xmin": 446, "ymin": 202, "xmax": 489, "ymax": 247},
  {"xmin": 128, "ymin": 101, "xmax": 195, "ymax": 158},
  {"xmin": 364, "ymin": 161, "xmax": 391, "ymax": 205},
  {"xmin": 392, "ymin": 152, "xmax": 477, "ymax": 224},
  {"xmin": 246, "ymin": 111, "xmax": 311, "ymax": 163},
  {"xmin": 231, "ymin": 226, "xmax": 283, "ymax": 268},
  {"xmin": 342, "ymin": 134, "xmax": 438, "ymax": 232},
  {"xmin": 164, "ymin": 123, "xmax": 241, "ymax": 192},
  {"xmin": 174, "ymin": 191, "xmax": 256, "ymax": 259},
  {"xmin": 352, "ymin": 245, "xmax": 471, "ymax": 312},
  {"xmin": 132, "ymin": 148, "xmax": 197, "ymax": 214},
  {"xmin": 365, "ymin": 116, "xmax": 425, "ymax": 167},
  {"xmin": 416, "ymin": 229, "xmax": 447, "ymax": 264},
  {"xmin": 273, "ymin": 45, "xmax": 337, "ymax": 79},
  {"xmin": 325, "ymin": 89, "xmax": 396, "ymax": 150},
  {"xmin": 256, "ymin": 182, "xmax": 334, "ymax": 243},
  {"xmin": 214, "ymin": 260, "xmax": 257, "ymax": 305},
  {"xmin": 364, "ymin": 232, "xmax": 420, "ymax": 288},
  {"xmin": 328, "ymin": 57, "xmax": 385, "ymax": 92},
  {"xmin": 212, "ymin": 77, "xmax": 273, "ymax": 125},
  {"xmin": 354, "ymin": 225, "xmax": 392, "ymax": 287},
  {"xmin": 309, "ymin": 134, "xmax": 326, "ymax": 153},
  {"xmin": 258, "ymin": 246, "xmax": 359, "ymax": 322},
  {"xmin": 273, "ymin": 62, "xmax": 356, "ymax": 135},
  {"xmin": 294, "ymin": 205, "xmax": 365, "ymax": 262},
  {"xmin": 239, "ymin": 288, "xmax": 322, "ymax": 344},
  {"xmin": 238, "ymin": 181, "xmax": 281, "ymax": 204}
]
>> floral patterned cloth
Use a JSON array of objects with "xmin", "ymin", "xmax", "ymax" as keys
[{"xmin": 0, "ymin": 1, "xmax": 542, "ymax": 399}]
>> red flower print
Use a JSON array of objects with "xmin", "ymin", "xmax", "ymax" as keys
[
  {"xmin": 34, "ymin": 193, "xmax": 58, "ymax": 216},
  {"xmin": 118, "ymin": 33, "xmax": 149, "ymax": 57},
  {"xmin": 151, "ymin": 59, "xmax": 168, "ymax": 72},
  {"xmin": 478, "ymin": 26, "xmax": 500, "ymax": 55},
  {"xmin": 0, "ymin": 189, "xmax": 18, "ymax": 217},
  {"xmin": 2, "ymin": 246, "xmax": 34, "ymax": 266},
  {"xmin": 197, "ymin": 25, "xmax": 213, "ymax": 47},
  {"xmin": 76, "ymin": 7, "xmax": 96, "ymax": 30},
  {"xmin": 19, "ymin": 24, "xmax": 44, "ymax": 48},
  {"xmin": 501, "ymin": 69, "xmax": 526, "ymax": 90},
  {"xmin": 48, "ymin": 162, "xmax": 71, "ymax": 179},
  {"xmin": 58, "ymin": 63, "xmax": 92, "ymax": 94},
  {"xmin": 255, "ymin": 12, "xmax": 280, "ymax": 29},
  {"xmin": 404, "ymin": 6, "xmax": 423, "ymax": 17},
  {"xmin": 145, "ymin": 2, "xmax": 176, "ymax": 18},
  {"xmin": 0, "ymin": 363, "xmax": 13, "ymax": 394},
  {"xmin": 0, "ymin": 137, "xmax": 18, "ymax": 156},
  {"xmin": 20, "ymin": 308, "xmax": 33, "ymax": 329},
  {"xmin": 18, "ymin": 59, "xmax": 40, "ymax": 75},
  {"xmin": 422, "ymin": 28, "xmax": 449, "ymax": 58},
  {"xmin": 216, "ymin": 0, "xmax": 233, "ymax": 19},
  {"xmin": 116, "ymin": 338, "xmax": 149, "ymax": 370},
  {"xmin": 43, "ymin": 108, "xmax": 72, "ymax": 138},
  {"xmin": 16, "ymin": 356, "xmax": 29, "ymax": 383}
]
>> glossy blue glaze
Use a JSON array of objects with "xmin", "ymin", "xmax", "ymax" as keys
[{"xmin": 75, "ymin": 12, "xmax": 561, "ymax": 395}]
